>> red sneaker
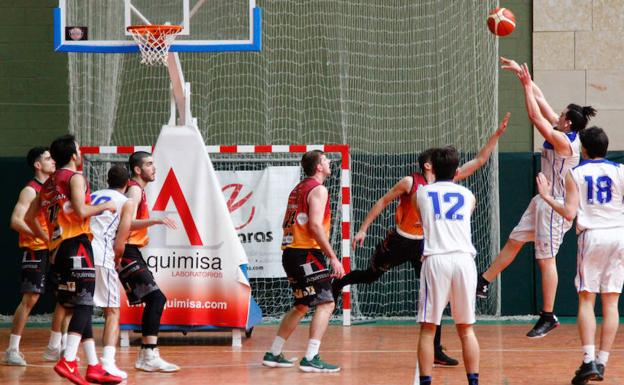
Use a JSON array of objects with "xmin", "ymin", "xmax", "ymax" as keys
[
  {"xmin": 54, "ymin": 357, "xmax": 88, "ymax": 385},
  {"xmin": 85, "ymin": 363, "xmax": 123, "ymax": 384}
]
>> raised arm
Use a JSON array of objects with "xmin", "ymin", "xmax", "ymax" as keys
[
  {"xmin": 455, "ymin": 112, "xmax": 510, "ymax": 182},
  {"xmin": 517, "ymin": 64, "xmax": 571, "ymax": 155},
  {"xmin": 352, "ymin": 176, "xmax": 412, "ymax": 249},
  {"xmin": 500, "ymin": 57, "xmax": 558, "ymax": 124},
  {"xmin": 69, "ymin": 174, "xmax": 116, "ymax": 219},
  {"xmin": 536, "ymin": 172, "xmax": 579, "ymax": 221},
  {"xmin": 10, "ymin": 186, "xmax": 37, "ymax": 236},
  {"xmin": 308, "ymin": 185, "xmax": 345, "ymax": 278}
]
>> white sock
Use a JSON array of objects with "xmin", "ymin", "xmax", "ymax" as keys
[
  {"xmin": 8, "ymin": 334, "xmax": 21, "ymax": 351},
  {"xmin": 305, "ymin": 339, "xmax": 321, "ymax": 361},
  {"xmin": 61, "ymin": 333, "xmax": 68, "ymax": 350},
  {"xmin": 270, "ymin": 336, "xmax": 286, "ymax": 356},
  {"xmin": 48, "ymin": 331, "xmax": 62, "ymax": 349},
  {"xmin": 596, "ymin": 350, "xmax": 609, "ymax": 366},
  {"xmin": 582, "ymin": 345, "xmax": 595, "ymax": 364},
  {"xmin": 83, "ymin": 339, "xmax": 99, "ymax": 366},
  {"xmin": 63, "ymin": 334, "xmax": 82, "ymax": 362},
  {"xmin": 103, "ymin": 346, "xmax": 116, "ymax": 362}
]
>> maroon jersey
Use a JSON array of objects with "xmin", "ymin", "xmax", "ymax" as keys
[{"xmin": 40, "ymin": 169, "xmax": 92, "ymax": 250}]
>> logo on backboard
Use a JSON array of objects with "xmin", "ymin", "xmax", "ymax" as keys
[{"xmin": 66, "ymin": 26, "xmax": 88, "ymax": 41}]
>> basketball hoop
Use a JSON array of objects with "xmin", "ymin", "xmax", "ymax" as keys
[{"xmin": 127, "ymin": 24, "xmax": 183, "ymax": 66}]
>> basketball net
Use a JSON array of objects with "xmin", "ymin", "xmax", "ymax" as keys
[{"xmin": 127, "ymin": 25, "xmax": 183, "ymax": 66}]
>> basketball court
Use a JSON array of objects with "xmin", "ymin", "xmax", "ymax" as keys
[{"xmin": 3, "ymin": 321, "xmax": 623, "ymax": 385}]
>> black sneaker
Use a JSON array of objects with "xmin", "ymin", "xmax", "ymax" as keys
[
  {"xmin": 571, "ymin": 361, "xmax": 599, "ymax": 384},
  {"xmin": 434, "ymin": 346, "xmax": 459, "ymax": 367},
  {"xmin": 526, "ymin": 313, "xmax": 559, "ymax": 338},
  {"xmin": 595, "ymin": 363, "xmax": 604, "ymax": 382},
  {"xmin": 476, "ymin": 275, "xmax": 490, "ymax": 299}
]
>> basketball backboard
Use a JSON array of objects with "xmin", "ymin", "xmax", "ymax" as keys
[{"xmin": 54, "ymin": 0, "xmax": 261, "ymax": 53}]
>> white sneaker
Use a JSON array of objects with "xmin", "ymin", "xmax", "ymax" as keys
[
  {"xmin": 134, "ymin": 348, "xmax": 144, "ymax": 370},
  {"xmin": 137, "ymin": 348, "xmax": 180, "ymax": 372},
  {"xmin": 42, "ymin": 346, "xmax": 61, "ymax": 361},
  {"xmin": 101, "ymin": 357, "xmax": 128, "ymax": 379},
  {"xmin": 3, "ymin": 349, "xmax": 27, "ymax": 366}
]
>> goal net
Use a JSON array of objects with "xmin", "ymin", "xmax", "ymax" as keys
[
  {"xmin": 71, "ymin": 0, "xmax": 500, "ymax": 320},
  {"xmin": 82, "ymin": 145, "xmax": 349, "ymax": 323}
]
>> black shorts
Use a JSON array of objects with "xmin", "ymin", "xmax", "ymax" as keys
[
  {"xmin": 371, "ymin": 228, "xmax": 424, "ymax": 275},
  {"xmin": 20, "ymin": 248, "xmax": 49, "ymax": 294},
  {"xmin": 54, "ymin": 234, "xmax": 96, "ymax": 307},
  {"xmin": 118, "ymin": 245, "xmax": 160, "ymax": 305},
  {"xmin": 282, "ymin": 248, "xmax": 333, "ymax": 307}
]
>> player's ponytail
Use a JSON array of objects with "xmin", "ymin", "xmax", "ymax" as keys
[{"xmin": 566, "ymin": 104, "xmax": 597, "ymax": 132}]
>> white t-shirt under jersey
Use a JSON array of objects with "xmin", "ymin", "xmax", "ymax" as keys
[
  {"xmin": 570, "ymin": 159, "xmax": 624, "ymax": 232},
  {"xmin": 541, "ymin": 131, "xmax": 580, "ymax": 198},
  {"xmin": 417, "ymin": 181, "xmax": 476, "ymax": 257},
  {"xmin": 89, "ymin": 189, "xmax": 128, "ymax": 269}
]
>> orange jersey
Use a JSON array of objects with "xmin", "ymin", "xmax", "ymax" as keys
[
  {"xmin": 18, "ymin": 179, "xmax": 48, "ymax": 250},
  {"xmin": 281, "ymin": 178, "xmax": 330, "ymax": 249},
  {"xmin": 40, "ymin": 169, "xmax": 92, "ymax": 250},
  {"xmin": 394, "ymin": 172, "xmax": 427, "ymax": 239},
  {"xmin": 127, "ymin": 179, "xmax": 149, "ymax": 247}
]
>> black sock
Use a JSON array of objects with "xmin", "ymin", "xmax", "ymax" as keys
[
  {"xmin": 434, "ymin": 324, "xmax": 442, "ymax": 349},
  {"xmin": 467, "ymin": 372, "xmax": 479, "ymax": 385},
  {"xmin": 419, "ymin": 375, "xmax": 432, "ymax": 385},
  {"xmin": 141, "ymin": 344, "xmax": 157, "ymax": 350},
  {"xmin": 541, "ymin": 310, "xmax": 554, "ymax": 319}
]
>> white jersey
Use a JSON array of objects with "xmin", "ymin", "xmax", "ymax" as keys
[
  {"xmin": 89, "ymin": 189, "xmax": 128, "ymax": 268},
  {"xmin": 570, "ymin": 159, "xmax": 624, "ymax": 231},
  {"xmin": 417, "ymin": 181, "xmax": 477, "ymax": 257},
  {"xmin": 541, "ymin": 131, "xmax": 580, "ymax": 197}
]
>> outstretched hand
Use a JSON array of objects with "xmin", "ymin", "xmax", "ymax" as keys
[
  {"xmin": 500, "ymin": 56, "xmax": 522, "ymax": 74},
  {"xmin": 352, "ymin": 231, "xmax": 366, "ymax": 250},
  {"xmin": 515, "ymin": 63, "xmax": 532, "ymax": 87},
  {"xmin": 495, "ymin": 112, "xmax": 511, "ymax": 137},
  {"xmin": 535, "ymin": 172, "xmax": 552, "ymax": 198},
  {"xmin": 159, "ymin": 217, "xmax": 177, "ymax": 229}
]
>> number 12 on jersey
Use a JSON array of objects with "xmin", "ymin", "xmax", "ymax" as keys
[{"xmin": 427, "ymin": 191, "xmax": 465, "ymax": 220}]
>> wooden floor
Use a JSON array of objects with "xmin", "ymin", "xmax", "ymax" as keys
[{"xmin": 1, "ymin": 323, "xmax": 623, "ymax": 384}]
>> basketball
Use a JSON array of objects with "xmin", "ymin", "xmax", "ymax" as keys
[{"xmin": 487, "ymin": 7, "xmax": 516, "ymax": 37}]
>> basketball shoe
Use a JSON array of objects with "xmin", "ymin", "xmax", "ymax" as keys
[
  {"xmin": 299, "ymin": 354, "xmax": 340, "ymax": 373},
  {"xmin": 54, "ymin": 357, "xmax": 88, "ymax": 385},
  {"xmin": 3, "ymin": 349, "xmax": 26, "ymax": 366},
  {"xmin": 42, "ymin": 345, "xmax": 61, "ymax": 361},
  {"xmin": 595, "ymin": 363, "xmax": 605, "ymax": 382},
  {"xmin": 85, "ymin": 363, "xmax": 123, "ymax": 384},
  {"xmin": 434, "ymin": 346, "xmax": 459, "ymax": 366},
  {"xmin": 262, "ymin": 352, "xmax": 295, "ymax": 368},
  {"xmin": 136, "ymin": 348, "xmax": 180, "ymax": 372},
  {"xmin": 100, "ymin": 357, "xmax": 128, "ymax": 379},
  {"xmin": 526, "ymin": 311, "xmax": 559, "ymax": 338},
  {"xmin": 571, "ymin": 361, "xmax": 599, "ymax": 385}
]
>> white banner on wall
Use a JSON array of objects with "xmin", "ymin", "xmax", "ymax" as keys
[{"xmin": 217, "ymin": 167, "xmax": 300, "ymax": 278}]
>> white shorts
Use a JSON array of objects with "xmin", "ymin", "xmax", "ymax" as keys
[
  {"xmin": 509, "ymin": 195, "xmax": 573, "ymax": 259},
  {"xmin": 417, "ymin": 253, "xmax": 476, "ymax": 325},
  {"xmin": 94, "ymin": 265, "xmax": 121, "ymax": 308},
  {"xmin": 576, "ymin": 228, "xmax": 624, "ymax": 293}
]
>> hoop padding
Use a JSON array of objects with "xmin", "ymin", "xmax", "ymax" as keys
[{"xmin": 126, "ymin": 25, "xmax": 183, "ymax": 66}]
